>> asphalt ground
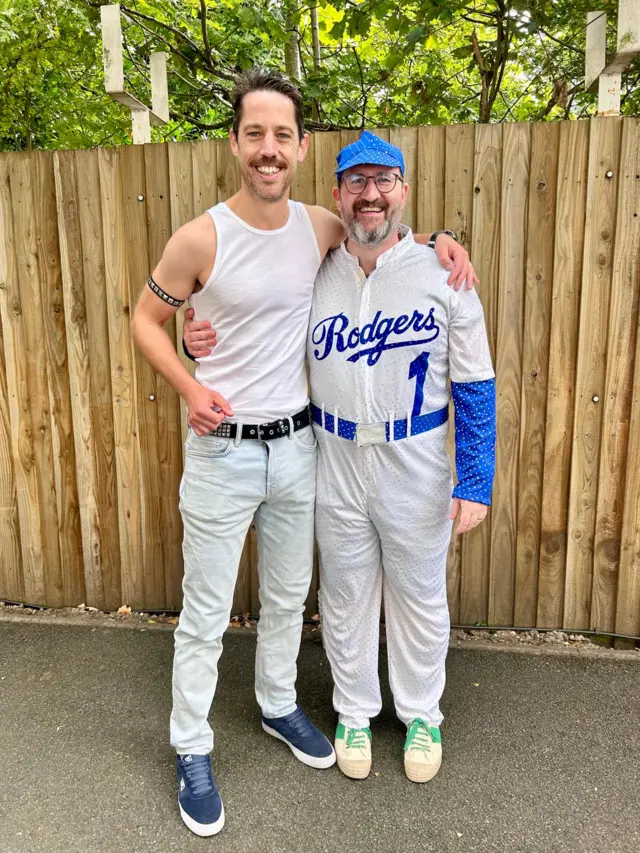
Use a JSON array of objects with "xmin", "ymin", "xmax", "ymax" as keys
[{"xmin": 0, "ymin": 621, "xmax": 638, "ymax": 853}]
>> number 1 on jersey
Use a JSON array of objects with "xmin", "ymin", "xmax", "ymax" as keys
[{"xmin": 408, "ymin": 352, "xmax": 430, "ymax": 417}]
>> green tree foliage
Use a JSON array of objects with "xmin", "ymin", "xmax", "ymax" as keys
[{"xmin": 0, "ymin": 0, "xmax": 638, "ymax": 151}]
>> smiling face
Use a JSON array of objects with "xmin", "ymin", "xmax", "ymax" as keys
[
  {"xmin": 333, "ymin": 165, "xmax": 408, "ymax": 247},
  {"xmin": 229, "ymin": 90, "xmax": 309, "ymax": 203}
]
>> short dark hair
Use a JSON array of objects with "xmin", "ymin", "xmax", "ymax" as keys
[{"xmin": 231, "ymin": 69, "xmax": 305, "ymax": 140}]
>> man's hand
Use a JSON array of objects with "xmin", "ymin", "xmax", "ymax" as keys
[
  {"xmin": 185, "ymin": 383, "xmax": 233, "ymax": 436},
  {"xmin": 434, "ymin": 234, "xmax": 478, "ymax": 291},
  {"xmin": 183, "ymin": 307, "xmax": 217, "ymax": 358},
  {"xmin": 449, "ymin": 498, "xmax": 488, "ymax": 534}
]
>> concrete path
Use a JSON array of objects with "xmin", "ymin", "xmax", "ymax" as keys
[{"xmin": 0, "ymin": 621, "xmax": 638, "ymax": 853}]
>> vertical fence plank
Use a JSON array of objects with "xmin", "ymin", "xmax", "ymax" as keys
[
  {"xmin": 0, "ymin": 157, "xmax": 44, "ymax": 605},
  {"xmin": 459, "ymin": 123, "xmax": 499, "ymax": 625},
  {"xmin": 33, "ymin": 151, "xmax": 84, "ymax": 606},
  {"xmin": 615, "ymin": 321, "xmax": 640, "ymax": 642},
  {"xmin": 489, "ymin": 123, "xmax": 530, "ymax": 626},
  {"xmin": 537, "ymin": 121, "xmax": 590, "ymax": 628},
  {"xmin": 119, "ymin": 145, "xmax": 166, "ymax": 609},
  {"xmin": 564, "ymin": 117, "xmax": 622, "ymax": 631},
  {"xmin": 417, "ymin": 126, "xmax": 446, "ymax": 235},
  {"xmin": 594, "ymin": 118, "xmax": 640, "ymax": 633},
  {"xmin": 291, "ymin": 133, "xmax": 317, "ymax": 205},
  {"xmin": 514, "ymin": 122, "xmax": 559, "ymax": 627},
  {"xmin": 315, "ymin": 131, "xmax": 341, "ymax": 212},
  {"xmin": 76, "ymin": 149, "xmax": 121, "ymax": 610},
  {"xmin": 9, "ymin": 155, "xmax": 62, "ymax": 605},
  {"xmin": 216, "ymin": 138, "xmax": 241, "ymax": 202},
  {"xmin": 0, "ymin": 156, "xmax": 24, "ymax": 602},
  {"xmin": 99, "ymin": 147, "xmax": 145, "ymax": 608},
  {"xmin": 192, "ymin": 140, "xmax": 218, "ymax": 216},
  {"xmin": 444, "ymin": 124, "xmax": 475, "ymax": 252},
  {"xmin": 390, "ymin": 127, "xmax": 418, "ymax": 231},
  {"xmin": 168, "ymin": 142, "xmax": 196, "ymax": 453},
  {"xmin": 144, "ymin": 143, "xmax": 184, "ymax": 610},
  {"xmin": 416, "ymin": 126, "xmax": 454, "ymax": 615},
  {"xmin": 0, "ymin": 298, "xmax": 23, "ymax": 601},
  {"xmin": 55, "ymin": 151, "xmax": 104, "ymax": 608}
]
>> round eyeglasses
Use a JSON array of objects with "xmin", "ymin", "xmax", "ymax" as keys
[{"xmin": 342, "ymin": 173, "xmax": 404, "ymax": 194}]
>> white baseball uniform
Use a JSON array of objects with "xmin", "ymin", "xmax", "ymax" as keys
[{"xmin": 308, "ymin": 227, "xmax": 496, "ymax": 729}]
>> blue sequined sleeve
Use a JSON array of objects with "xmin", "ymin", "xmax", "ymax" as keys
[{"xmin": 451, "ymin": 378, "xmax": 496, "ymax": 506}]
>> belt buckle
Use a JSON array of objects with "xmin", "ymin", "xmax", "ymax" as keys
[
  {"xmin": 356, "ymin": 422, "xmax": 386, "ymax": 447},
  {"xmin": 259, "ymin": 418, "xmax": 290, "ymax": 440}
]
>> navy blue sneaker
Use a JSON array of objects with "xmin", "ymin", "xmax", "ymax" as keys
[
  {"xmin": 262, "ymin": 705, "xmax": 336, "ymax": 769},
  {"xmin": 176, "ymin": 754, "xmax": 225, "ymax": 836}
]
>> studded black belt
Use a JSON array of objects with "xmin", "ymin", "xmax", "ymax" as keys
[{"xmin": 207, "ymin": 406, "xmax": 311, "ymax": 441}]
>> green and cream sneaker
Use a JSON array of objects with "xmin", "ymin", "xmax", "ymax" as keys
[
  {"xmin": 335, "ymin": 723, "xmax": 372, "ymax": 780},
  {"xmin": 403, "ymin": 719, "xmax": 442, "ymax": 783}
]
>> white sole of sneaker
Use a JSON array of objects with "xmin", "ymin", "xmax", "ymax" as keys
[
  {"xmin": 336, "ymin": 756, "xmax": 371, "ymax": 780},
  {"xmin": 262, "ymin": 722, "xmax": 337, "ymax": 769},
  {"xmin": 404, "ymin": 758, "xmax": 442, "ymax": 784},
  {"xmin": 179, "ymin": 801, "xmax": 226, "ymax": 837}
]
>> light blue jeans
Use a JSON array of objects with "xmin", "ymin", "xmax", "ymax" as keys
[{"xmin": 170, "ymin": 424, "xmax": 318, "ymax": 755}]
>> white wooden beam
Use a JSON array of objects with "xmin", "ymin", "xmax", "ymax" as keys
[
  {"xmin": 132, "ymin": 110, "xmax": 151, "ymax": 145},
  {"xmin": 150, "ymin": 52, "xmax": 170, "ymax": 124},
  {"xmin": 101, "ymin": 3, "xmax": 125, "ymax": 94},
  {"xmin": 585, "ymin": 2, "xmax": 640, "ymax": 115},
  {"xmin": 598, "ymin": 73, "xmax": 622, "ymax": 115},
  {"xmin": 585, "ymin": 11, "xmax": 607, "ymax": 91},
  {"xmin": 100, "ymin": 3, "xmax": 169, "ymax": 142},
  {"xmin": 607, "ymin": 0, "xmax": 640, "ymax": 71}
]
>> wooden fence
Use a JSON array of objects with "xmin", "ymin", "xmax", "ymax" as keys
[{"xmin": 0, "ymin": 118, "xmax": 639, "ymax": 636}]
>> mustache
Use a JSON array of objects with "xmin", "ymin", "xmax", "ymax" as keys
[
  {"xmin": 250, "ymin": 158, "xmax": 288, "ymax": 169},
  {"xmin": 352, "ymin": 197, "xmax": 389, "ymax": 213}
]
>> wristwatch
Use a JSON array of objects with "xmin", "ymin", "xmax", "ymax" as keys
[{"xmin": 427, "ymin": 229, "xmax": 457, "ymax": 249}]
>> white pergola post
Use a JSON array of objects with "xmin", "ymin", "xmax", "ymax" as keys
[
  {"xmin": 101, "ymin": 4, "xmax": 169, "ymax": 143},
  {"xmin": 585, "ymin": 2, "xmax": 640, "ymax": 116}
]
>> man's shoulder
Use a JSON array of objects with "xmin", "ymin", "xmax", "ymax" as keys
[{"xmin": 168, "ymin": 213, "xmax": 216, "ymax": 260}]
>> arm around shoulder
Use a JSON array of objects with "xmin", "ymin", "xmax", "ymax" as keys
[{"xmin": 304, "ymin": 204, "xmax": 346, "ymax": 257}]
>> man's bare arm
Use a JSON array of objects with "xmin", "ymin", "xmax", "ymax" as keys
[
  {"xmin": 131, "ymin": 215, "xmax": 233, "ymax": 434},
  {"xmin": 305, "ymin": 205, "xmax": 346, "ymax": 257}
]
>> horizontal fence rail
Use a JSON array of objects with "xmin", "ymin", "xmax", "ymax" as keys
[{"xmin": 0, "ymin": 118, "xmax": 639, "ymax": 635}]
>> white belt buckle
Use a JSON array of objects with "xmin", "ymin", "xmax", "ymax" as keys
[{"xmin": 356, "ymin": 422, "xmax": 387, "ymax": 447}]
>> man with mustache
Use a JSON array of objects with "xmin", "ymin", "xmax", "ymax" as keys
[
  {"xmin": 185, "ymin": 132, "xmax": 495, "ymax": 784},
  {"xmin": 132, "ymin": 70, "xmax": 474, "ymax": 836}
]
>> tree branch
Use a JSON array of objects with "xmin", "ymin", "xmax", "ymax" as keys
[{"xmin": 199, "ymin": 0, "xmax": 213, "ymax": 67}]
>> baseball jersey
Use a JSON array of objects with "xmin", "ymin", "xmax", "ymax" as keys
[{"xmin": 308, "ymin": 227, "xmax": 496, "ymax": 504}]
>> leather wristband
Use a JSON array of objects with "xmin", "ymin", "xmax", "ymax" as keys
[{"xmin": 427, "ymin": 229, "xmax": 457, "ymax": 249}]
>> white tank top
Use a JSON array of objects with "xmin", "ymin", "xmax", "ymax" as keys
[{"xmin": 189, "ymin": 200, "xmax": 321, "ymax": 422}]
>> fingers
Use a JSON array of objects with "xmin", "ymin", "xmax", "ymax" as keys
[
  {"xmin": 435, "ymin": 243, "xmax": 454, "ymax": 272},
  {"xmin": 188, "ymin": 345, "xmax": 213, "ymax": 358},
  {"xmin": 184, "ymin": 308, "xmax": 195, "ymax": 320},
  {"xmin": 188, "ymin": 329, "xmax": 217, "ymax": 344},
  {"xmin": 210, "ymin": 391, "xmax": 234, "ymax": 417},
  {"xmin": 189, "ymin": 405, "xmax": 225, "ymax": 433},
  {"xmin": 185, "ymin": 320, "xmax": 213, "ymax": 334},
  {"xmin": 466, "ymin": 265, "xmax": 479, "ymax": 290},
  {"xmin": 455, "ymin": 505, "xmax": 488, "ymax": 534},
  {"xmin": 449, "ymin": 498, "xmax": 460, "ymax": 521}
]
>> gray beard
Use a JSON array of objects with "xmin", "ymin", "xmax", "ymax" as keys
[{"xmin": 344, "ymin": 205, "xmax": 403, "ymax": 247}]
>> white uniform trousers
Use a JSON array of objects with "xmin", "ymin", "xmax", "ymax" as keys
[{"xmin": 315, "ymin": 425, "xmax": 452, "ymax": 730}]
